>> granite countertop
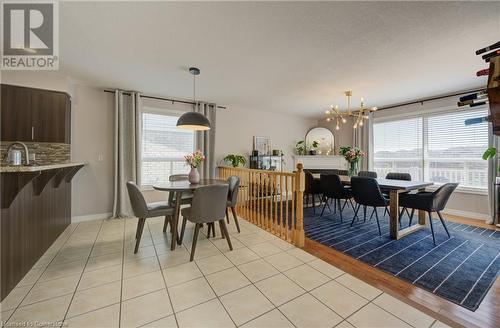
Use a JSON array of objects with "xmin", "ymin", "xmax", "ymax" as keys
[{"xmin": 0, "ymin": 162, "xmax": 87, "ymax": 173}]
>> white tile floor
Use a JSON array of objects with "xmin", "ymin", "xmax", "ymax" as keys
[{"xmin": 0, "ymin": 215, "xmax": 452, "ymax": 328}]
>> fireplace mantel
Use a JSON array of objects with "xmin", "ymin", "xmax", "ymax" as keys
[{"xmin": 292, "ymin": 155, "xmax": 347, "ymax": 170}]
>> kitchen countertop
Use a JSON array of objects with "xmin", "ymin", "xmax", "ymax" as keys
[{"xmin": 0, "ymin": 162, "xmax": 87, "ymax": 173}]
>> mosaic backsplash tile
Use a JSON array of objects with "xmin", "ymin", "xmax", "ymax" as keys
[{"xmin": 1, "ymin": 141, "xmax": 70, "ymax": 165}]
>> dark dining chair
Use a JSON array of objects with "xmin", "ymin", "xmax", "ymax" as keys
[
  {"xmin": 226, "ymin": 175, "xmax": 241, "ymax": 233},
  {"xmin": 385, "ymin": 172, "xmax": 411, "ymax": 181},
  {"xmin": 398, "ymin": 183, "xmax": 458, "ymax": 245},
  {"xmin": 358, "ymin": 171, "xmax": 378, "ymax": 178},
  {"xmin": 305, "ymin": 171, "xmax": 323, "ymax": 214},
  {"xmin": 384, "ymin": 172, "xmax": 412, "ymax": 220},
  {"xmin": 164, "ymin": 174, "xmax": 194, "ymax": 232},
  {"xmin": 319, "ymin": 174, "xmax": 354, "ymax": 220},
  {"xmin": 179, "ymin": 184, "xmax": 232, "ymax": 261},
  {"xmin": 350, "ymin": 177, "xmax": 389, "ymax": 235},
  {"xmin": 126, "ymin": 181, "xmax": 175, "ymax": 253}
]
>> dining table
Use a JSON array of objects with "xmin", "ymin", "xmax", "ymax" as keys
[
  {"xmin": 312, "ymin": 174, "xmax": 433, "ymax": 240},
  {"xmin": 153, "ymin": 178, "xmax": 228, "ymax": 250}
]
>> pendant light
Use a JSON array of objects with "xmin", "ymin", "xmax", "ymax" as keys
[{"xmin": 176, "ymin": 67, "xmax": 211, "ymax": 131}]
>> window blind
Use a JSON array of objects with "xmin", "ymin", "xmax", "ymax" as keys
[
  {"xmin": 372, "ymin": 107, "xmax": 489, "ymax": 190},
  {"xmin": 426, "ymin": 109, "xmax": 488, "ymax": 189},
  {"xmin": 141, "ymin": 112, "xmax": 195, "ymax": 186},
  {"xmin": 373, "ymin": 117, "xmax": 423, "ymax": 180}
]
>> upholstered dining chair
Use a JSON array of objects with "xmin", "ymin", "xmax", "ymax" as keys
[
  {"xmin": 398, "ymin": 183, "xmax": 458, "ymax": 245},
  {"xmin": 179, "ymin": 184, "xmax": 233, "ymax": 261},
  {"xmin": 350, "ymin": 177, "xmax": 389, "ymax": 236},
  {"xmin": 385, "ymin": 172, "xmax": 412, "ymax": 181},
  {"xmin": 358, "ymin": 171, "xmax": 378, "ymax": 178},
  {"xmin": 225, "ymin": 175, "xmax": 241, "ymax": 233},
  {"xmin": 126, "ymin": 181, "xmax": 175, "ymax": 253},
  {"xmin": 384, "ymin": 172, "xmax": 412, "ymax": 220},
  {"xmin": 305, "ymin": 171, "xmax": 323, "ymax": 214},
  {"xmin": 164, "ymin": 174, "xmax": 194, "ymax": 232},
  {"xmin": 320, "ymin": 174, "xmax": 354, "ymax": 220}
]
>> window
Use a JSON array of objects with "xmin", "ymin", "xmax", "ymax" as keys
[
  {"xmin": 373, "ymin": 117, "xmax": 423, "ymax": 180},
  {"xmin": 372, "ymin": 108, "xmax": 489, "ymax": 191},
  {"xmin": 141, "ymin": 110, "xmax": 195, "ymax": 187}
]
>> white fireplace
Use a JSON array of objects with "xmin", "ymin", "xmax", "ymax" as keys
[{"xmin": 292, "ymin": 155, "xmax": 347, "ymax": 170}]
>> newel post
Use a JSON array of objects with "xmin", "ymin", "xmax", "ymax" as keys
[{"xmin": 293, "ymin": 163, "xmax": 305, "ymax": 247}]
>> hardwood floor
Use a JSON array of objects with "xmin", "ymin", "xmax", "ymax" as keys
[{"xmin": 302, "ymin": 214, "xmax": 500, "ymax": 328}]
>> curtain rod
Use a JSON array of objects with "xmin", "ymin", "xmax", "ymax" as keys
[
  {"xmin": 377, "ymin": 87, "xmax": 486, "ymax": 111},
  {"xmin": 103, "ymin": 89, "xmax": 227, "ymax": 109}
]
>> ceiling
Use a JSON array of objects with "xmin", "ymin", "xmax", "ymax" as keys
[{"xmin": 59, "ymin": 1, "xmax": 500, "ymax": 118}]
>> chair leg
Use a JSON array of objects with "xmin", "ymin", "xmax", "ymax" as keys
[
  {"xmin": 312, "ymin": 194, "xmax": 316, "ymax": 214},
  {"xmin": 162, "ymin": 215, "xmax": 170, "ymax": 233},
  {"xmin": 324, "ymin": 196, "xmax": 332, "ymax": 213},
  {"xmin": 351, "ymin": 205, "xmax": 361, "ymax": 226},
  {"xmin": 428, "ymin": 212, "xmax": 436, "ymax": 245},
  {"xmin": 338, "ymin": 199, "xmax": 343, "ymax": 222},
  {"xmin": 190, "ymin": 223, "xmax": 201, "ymax": 261},
  {"xmin": 206, "ymin": 223, "xmax": 211, "ymax": 239},
  {"xmin": 135, "ymin": 218, "xmax": 142, "ymax": 240},
  {"xmin": 320, "ymin": 198, "xmax": 327, "ymax": 216},
  {"xmin": 212, "ymin": 222, "xmax": 216, "ymax": 237},
  {"xmin": 384, "ymin": 206, "xmax": 389, "ymax": 217},
  {"xmin": 218, "ymin": 220, "xmax": 226, "ymax": 239},
  {"xmin": 369, "ymin": 207, "xmax": 375, "ymax": 221},
  {"xmin": 179, "ymin": 217, "xmax": 188, "ymax": 244},
  {"xmin": 226, "ymin": 207, "xmax": 230, "ymax": 224},
  {"xmin": 333, "ymin": 198, "xmax": 337, "ymax": 214},
  {"xmin": 363, "ymin": 205, "xmax": 367, "ymax": 222},
  {"xmin": 436, "ymin": 211, "xmax": 450, "ymax": 238},
  {"xmin": 373, "ymin": 207, "xmax": 382, "ymax": 236},
  {"xmin": 398, "ymin": 207, "xmax": 405, "ymax": 226},
  {"xmin": 408, "ymin": 208, "xmax": 415, "ymax": 227},
  {"xmin": 348, "ymin": 198, "xmax": 356, "ymax": 212},
  {"xmin": 231, "ymin": 207, "xmax": 241, "ymax": 233},
  {"xmin": 219, "ymin": 219, "xmax": 233, "ymax": 251},
  {"xmin": 134, "ymin": 218, "xmax": 146, "ymax": 254}
]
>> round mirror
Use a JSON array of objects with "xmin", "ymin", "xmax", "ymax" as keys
[{"xmin": 305, "ymin": 127, "xmax": 335, "ymax": 155}]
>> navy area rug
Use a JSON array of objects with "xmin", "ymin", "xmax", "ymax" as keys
[{"xmin": 304, "ymin": 204, "xmax": 500, "ymax": 311}]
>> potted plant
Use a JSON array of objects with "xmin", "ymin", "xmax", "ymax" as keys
[
  {"xmin": 184, "ymin": 150, "xmax": 205, "ymax": 184},
  {"xmin": 295, "ymin": 140, "xmax": 307, "ymax": 155},
  {"xmin": 223, "ymin": 154, "xmax": 247, "ymax": 167},
  {"xmin": 309, "ymin": 140, "xmax": 319, "ymax": 155},
  {"xmin": 339, "ymin": 146, "xmax": 365, "ymax": 177}
]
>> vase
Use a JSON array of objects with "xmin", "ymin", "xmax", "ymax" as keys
[
  {"xmin": 348, "ymin": 161, "xmax": 358, "ymax": 177},
  {"xmin": 188, "ymin": 167, "xmax": 200, "ymax": 184}
]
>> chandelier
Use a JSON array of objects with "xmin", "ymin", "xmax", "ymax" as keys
[{"xmin": 324, "ymin": 90, "xmax": 378, "ymax": 130}]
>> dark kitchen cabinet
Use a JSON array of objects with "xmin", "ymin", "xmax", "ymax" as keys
[{"xmin": 1, "ymin": 84, "xmax": 71, "ymax": 143}]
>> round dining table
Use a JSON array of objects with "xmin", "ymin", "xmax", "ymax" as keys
[{"xmin": 153, "ymin": 179, "xmax": 228, "ymax": 250}]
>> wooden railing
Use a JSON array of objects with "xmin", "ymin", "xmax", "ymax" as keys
[{"xmin": 218, "ymin": 163, "xmax": 305, "ymax": 247}]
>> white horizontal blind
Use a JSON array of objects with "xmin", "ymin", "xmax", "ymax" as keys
[
  {"xmin": 372, "ymin": 108, "xmax": 488, "ymax": 190},
  {"xmin": 373, "ymin": 117, "xmax": 423, "ymax": 180},
  {"xmin": 141, "ymin": 111, "xmax": 194, "ymax": 186},
  {"xmin": 426, "ymin": 109, "xmax": 488, "ymax": 189}
]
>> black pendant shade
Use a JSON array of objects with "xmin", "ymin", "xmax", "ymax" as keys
[{"xmin": 176, "ymin": 111, "xmax": 211, "ymax": 131}]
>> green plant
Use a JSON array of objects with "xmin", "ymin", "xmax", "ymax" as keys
[
  {"xmin": 482, "ymin": 147, "xmax": 499, "ymax": 172},
  {"xmin": 223, "ymin": 154, "xmax": 247, "ymax": 167},
  {"xmin": 311, "ymin": 140, "xmax": 319, "ymax": 149},
  {"xmin": 295, "ymin": 140, "xmax": 307, "ymax": 155}
]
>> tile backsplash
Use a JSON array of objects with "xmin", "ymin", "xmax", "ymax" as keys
[{"xmin": 1, "ymin": 141, "xmax": 70, "ymax": 165}]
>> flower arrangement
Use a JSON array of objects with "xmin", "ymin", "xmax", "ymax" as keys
[
  {"xmin": 339, "ymin": 146, "xmax": 365, "ymax": 177},
  {"xmin": 184, "ymin": 150, "xmax": 205, "ymax": 168}
]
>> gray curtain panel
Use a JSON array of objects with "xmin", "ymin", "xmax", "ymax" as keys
[
  {"xmin": 112, "ymin": 90, "xmax": 142, "ymax": 218},
  {"xmin": 194, "ymin": 103, "xmax": 217, "ymax": 179},
  {"xmin": 487, "ymin": 124, "xmax": 498, "ymax": 224},
  {"xmin": 352, "ymin": 113, "xmax": 373, "ymax": 171}
]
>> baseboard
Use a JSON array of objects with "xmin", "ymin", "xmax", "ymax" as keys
[
  {"xmin": 442, "ymin": 209, "xmax": 489, "ymax": 221},
  {"xmin": 72, "ymin": 212, "xmax": 112, "ymax": 223}
]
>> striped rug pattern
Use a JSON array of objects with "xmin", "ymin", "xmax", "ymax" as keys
[{"xmin": 303, "ymin": 205, "xmax": 500, "ymax": 311}]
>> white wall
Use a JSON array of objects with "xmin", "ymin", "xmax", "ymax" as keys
[{"xmin": 1, "ymin": 71, "xmax": 315, "ymax": 218}]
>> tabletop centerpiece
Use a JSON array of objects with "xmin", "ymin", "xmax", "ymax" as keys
[
  {"xmin": 185, "ymin": 150, "xmax": 205, "ymax": 184},
  {"xmin": 339, "ymin": 146, "xmax": 364, "ymax": 177}
]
